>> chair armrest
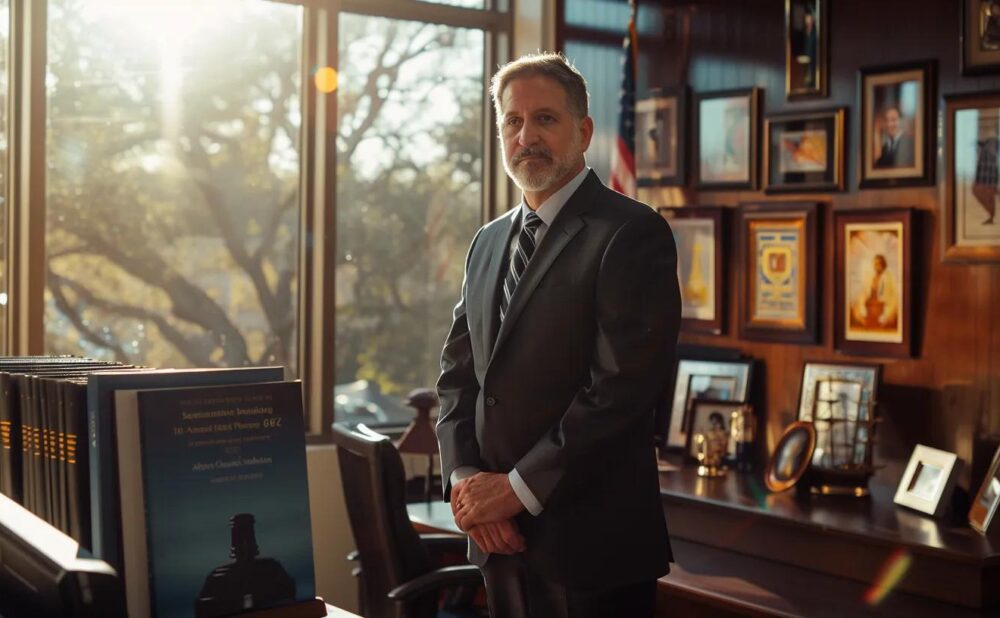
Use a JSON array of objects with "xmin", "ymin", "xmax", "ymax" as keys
[
  {"xmin": 419, "ymin": 533, "xmax": 466, "ymax": 555},
  {"xmin": 387, "ymin": 565, "xmax": 483, "ymax": 602}
]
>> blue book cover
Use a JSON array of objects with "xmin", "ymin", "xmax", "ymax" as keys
[
  {"xmin": 87, "ymin": 366, "xmax": 284, "ymax": 568},
  {"xmin": 117, "ymin": 380, "xmax": 314, "ymax": 618}
]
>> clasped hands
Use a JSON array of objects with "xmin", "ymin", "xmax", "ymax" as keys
[{"xmin": 451, "ymin": 471, "xmax": 526, "ymax": 555}]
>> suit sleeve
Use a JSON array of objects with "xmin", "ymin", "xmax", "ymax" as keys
[
  {"xmin": 436, "ymin": 227, "xmax": 485, "ymax": 501},
  {"xmin": 513, "ymin": 209, "xmax": 681, "ymax": 506}
]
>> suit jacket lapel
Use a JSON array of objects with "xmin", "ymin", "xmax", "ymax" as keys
[
  {"xmin": 483, "ymin": 211, "xmax": 518, "ymax": 357},
  {"xmin": 489, "ymin": 171, "xmax": 599, "ymax": 364}
]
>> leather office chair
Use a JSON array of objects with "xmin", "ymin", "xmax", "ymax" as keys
[{"xmin": 331, "ymin": 423, "xmax": 483, "ymax": 618}]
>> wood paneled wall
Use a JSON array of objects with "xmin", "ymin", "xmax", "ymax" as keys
[{"xmin": 639, "ymin": 0, "xmax": 1000, "ymax": 489}]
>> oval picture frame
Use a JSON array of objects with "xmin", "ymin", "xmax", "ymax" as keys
[{"xmin": 766, "ymin": 421, "xmax": 817, "ymax": 492}]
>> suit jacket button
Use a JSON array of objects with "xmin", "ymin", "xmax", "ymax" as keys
[{"xmin": 486, "ymin": 396, "xmax": 497, "ymax": 406}]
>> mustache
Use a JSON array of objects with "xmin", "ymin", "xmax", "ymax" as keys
[{"xmin": 512, "ymin": 147, "xmax": 552, "ymax": 164}]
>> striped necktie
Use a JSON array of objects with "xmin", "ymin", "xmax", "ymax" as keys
[{"xmin": 500, "ymin": 210, "xmax": 542, "ymax": 322}]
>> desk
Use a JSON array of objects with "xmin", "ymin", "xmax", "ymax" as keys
[
  {"xmin": 407, "ymin": 500, "xmax": 460, "ymax": 534},
  {"xmin": 405, "ymin": 477, "xmax": 999, "ymax": 616}
]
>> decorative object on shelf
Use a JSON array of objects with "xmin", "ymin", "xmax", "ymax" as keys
[
  {"xmin": 737, "ymin": 202, "xmax": 820, "ymax": 344},
  {"xmin": 894, "ymin": 445, "xmax": 961, "ymax": 518},
  {"xmin": 636, "ymin": 87, "xmax": 686, "ymax": 186},
  {"xmin": 797, "ymin": 361, "xmax": 881, "ymax": 495},
  {"xmin": 764, "ymin": 109, "xmax": 844, "ymax": 193},
  {"xmin": 684, "ymin": 398, "xmax": 742, "ymax": 462},
  {"xmin": 665, "ymin": 358, "xmax": 752, "ymax": 449},
  {"xmin": 785, "ymin": 0, "xmax": 827, "ymax": 100},
  {"xmin": 694, "ymin": 432, "xmax": 727, "ymax": 478},
  {"xmin": 396, "ymin": 388, "xmax": 440, "ymax": 502},
  {"xmin": 694, "ymin": 88, "xmax": 761, "ymax": 190},
  {"xmin": 834, "ymin": 208, "xmax": 914, "ymax": 358},
  {"xmin": 970, "ymin": 443, "xmax": 1000, "ymax": 533},
  {"xmin": 765, "ymin": 421, "xmax": 816, "ymax": 493},
  {"xmin": 942, "ymin": 91, "xmax": 1000, "ymax": 263},
  {"xmin": 858, "ymin": 61, "xmax": 935, "ymax": 188},
  {"xmin": 659, "ymin": 206, "xmax": 726, "ymax": 335},
  {"xmin": 961, "ymin": 0, "xmax": 1000, "ymax": 75},
  {"xmin": 730, "ymin": 404, "xmax": 757, "ymax": 472}
]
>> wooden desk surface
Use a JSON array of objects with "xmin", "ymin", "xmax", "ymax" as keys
[
  {"xmin": 407, "ymin": 500, "xmax": 460, "ymax": 534},
  {"xmin": 325, "ymin": 604, "xmax": 361, "ymax": 618}
]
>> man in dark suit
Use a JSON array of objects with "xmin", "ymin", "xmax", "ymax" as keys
[
  {"xmin": 873, "ymin": 105, "xmax": 914, "ymax": 169},
  {"xmin": 436, "ymin": 52, "xmax": 681, "ymax": 618}
]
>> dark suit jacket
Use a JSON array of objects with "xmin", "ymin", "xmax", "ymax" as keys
[
  {"xmin": 436, "ymin": 171, "xmax": 681, "ymax": 589},
  {"xmin": 874, "ymin": 133, "xmax": 914, "ymax": 169}
]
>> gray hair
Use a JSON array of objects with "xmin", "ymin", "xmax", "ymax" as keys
[{"xmin": 490, "ymin": 52, "xmax": 589, "ymax": 123}]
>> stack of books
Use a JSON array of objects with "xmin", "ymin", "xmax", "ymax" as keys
[{"xmin": 0, "ymin": 357, "xmax": 322, "ymax": 618}]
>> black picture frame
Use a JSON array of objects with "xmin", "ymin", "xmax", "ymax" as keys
[
  {"xmin": 785, "ymin": 0, "xmax": 828, "ymax": 100},
  {"xmin": 858, "ymin": 61, "xmax": 936, "ymax": 189},
  {"xmin": 962, "ymin": 0, "xmax": 1000, "ymax": 76},
  {"xmin": 764, "ymin": 108, "xmax": 845, "ymax": 193}
]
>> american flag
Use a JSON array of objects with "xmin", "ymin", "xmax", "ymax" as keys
[{"xmin": 609, "ymin": 0, "xmax": 638, "ymax": 198}]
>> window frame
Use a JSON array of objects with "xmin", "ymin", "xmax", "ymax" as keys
[{"xmin": 2, "ymin": 0, "xmax": 512, "ymax": 442}]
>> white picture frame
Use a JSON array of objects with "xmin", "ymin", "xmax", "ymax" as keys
[{"xmin": 893, "ymin": 444, "xmax": 961, "ymax": 518}]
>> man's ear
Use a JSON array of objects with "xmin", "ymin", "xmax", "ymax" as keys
[{"xmin": 580, "ymin": 116, "xmax": 595, "ymax": 150}]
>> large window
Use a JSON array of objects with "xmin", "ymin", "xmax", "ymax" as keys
[
  {"xmin": 3, "ymin": 0, "xmax": 506, "ymax": 433},
  {"xmin": 334, "ymin": 14, "xmax": 485, "ymax": 424},
  {"xmin": 44, "ymin": 0, "xmax": 303, "ymax": 371}
]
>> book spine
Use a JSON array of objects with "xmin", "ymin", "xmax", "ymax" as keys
[
  {"xmin": 0, "ymin": 372, "xmax": 22, "ymax": 502},
  {"xmin": 18, "ymin": 375, "xmax": 33, "ymax": 516},
  {"xmin": 65, "ymin": 381, "xmax": 90, "ymax": 549}
]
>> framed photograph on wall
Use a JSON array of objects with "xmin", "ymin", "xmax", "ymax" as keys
[
  {"xmin": 665, "ymin": 358, "xmax": 752, "ymax": 450},
  {"xmin": 695, "ymin": 88, "xmax": 761, "ymax": 190},
  {"xmin": 636, "ymin": 88, "xmax": 686, "ymax": 186},
  {"xmin": 658, "ymin": 206, "xmax": 726, "ymax": 334},
  {"xmin": 859, "ymin": 61, "xmax": 935, "ymax": 189},
  {"xmin": 834, "ymin": 208, "xmax": 914, "ymax": 357},
  {"xmin": 737, "ymin": 202, "xmax": 820, "ymax": 344},
  {"xmin": 943, "ymin": 91, "xmax": 1000, "ymax": 263},
  {"xmin": 962, "ymin": 0, "xmax": 1000, "ymax": 75},
  {"xmin": 785, "ymin": 0, "xmax": 827, "ymax": 99},
  {"xmin": 797, "ymin": 361, "xmax": 881, "ymax": 468},
  {"xmin": 894, "ymin": 445, "xmax": 961, "ymax": 518},
  {"xmin": 764, "ymin": 108, "xmax": 845, "ymax": 193}
]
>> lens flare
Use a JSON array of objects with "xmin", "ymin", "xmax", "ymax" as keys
[
  {"xmin": 863, "ymin": 548, "xmax": 912, "ymax": 606},
  {"xmin": 314, "ymin": 67, "xmax": 338, "ymax": 94}
]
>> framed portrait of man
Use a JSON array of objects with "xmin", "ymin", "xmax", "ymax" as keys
[
  {"xmin": 658, "ymin": 206, "xmax": 726, "ymax": 334},
  {"xmin": 942, "ymin": 91, "xmax": 1000, "ymax": 263},
  {"xmin": 737, "ymin": 202, "xmax": 820, "ymax": 344},
  {"xmin": 785, "ymin": 0, "xmax": 827, "ymax": 99},
  {"xmin": 834, "ymin": 208, "xmax": 913, "ymax": 357},
  {"xmin": 636, "ymin": 88, "xmax": 686, "ymax": 186},
  {"xmin": 859, "ymin": 61, "xmax": 935, "ymax": 188},
  {"xmin": 695, "ymin": 88, "xmax": 761, "ymax": 190}
]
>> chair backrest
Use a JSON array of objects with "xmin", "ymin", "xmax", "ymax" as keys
[{"xmin": 331, "ymin": 423, "xmax": 435, "ymax": 618}]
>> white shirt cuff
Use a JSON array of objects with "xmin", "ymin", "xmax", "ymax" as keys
[
  {"xmin": 450, "ymin": 466, "xmax": 480, "ymax": 487},
  {"xmin": 509, "ymin": 468, "xmax": 543, "ymax": 516}
]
